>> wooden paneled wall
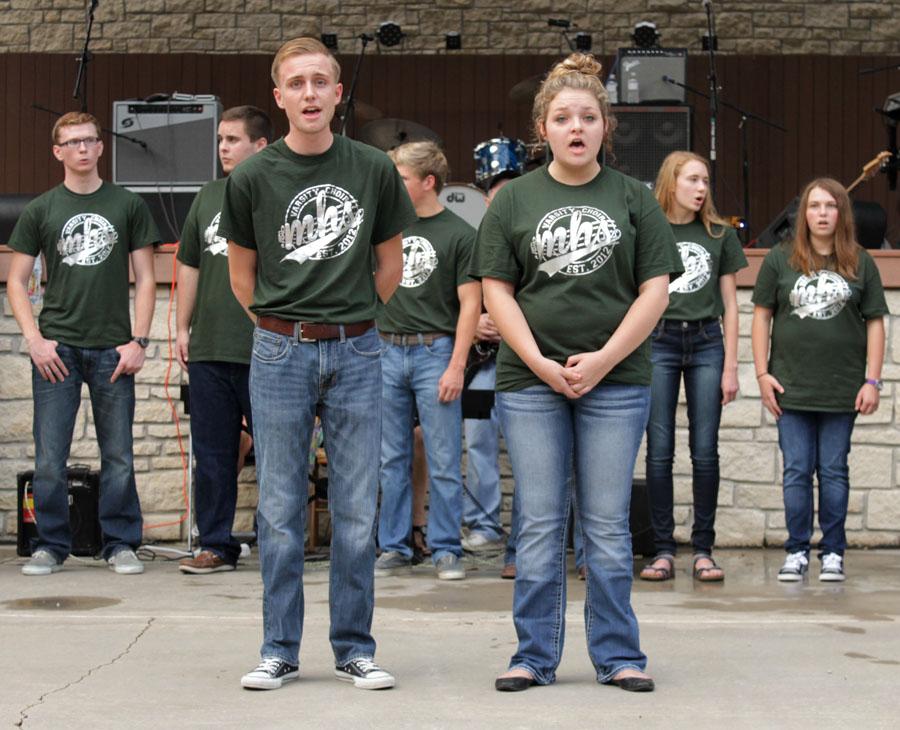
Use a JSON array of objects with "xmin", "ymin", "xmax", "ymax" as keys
[{"xmin": 2, "ymin": 53, "xmax": 899, "ymax": 244}]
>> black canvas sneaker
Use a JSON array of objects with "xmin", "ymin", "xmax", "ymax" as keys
[
  {"xmin": 241, "ymin": 657, "xmax": 299, "ymax": 690},
  {"xmin": 334, "ymin": 658, "xmax": 396, "ymax": 689}
]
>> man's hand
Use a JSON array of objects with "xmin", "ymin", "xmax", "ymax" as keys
[
  {"xmin": 28, "ymin": 335, "xmax": 69, "ymax": 383},
  {"xmin": 474, "ymin": 313, "xmax": 501, "ymax": 343},
  {"xmin": 438, "ymin": 362, "xmax": 465, "ymax": 403},
  {"xmin": 175, "ymin": 330, "xmax": 190, "ymax": 371},
  {"xmin": 111, "ymin": 340, "xmax": 146, "ymax": 383}
]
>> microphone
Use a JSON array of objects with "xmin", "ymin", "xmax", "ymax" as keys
[
  {"xmin": 662, "ymin": 75, "xmax": 675, "ymax": 84},
  {"xmin": 358, "ymin": 33, "xmax": 375, "ymax": 41},
  {"xmin": 548, "ymin": 18, "xmax": 571, "ymax": 28}
]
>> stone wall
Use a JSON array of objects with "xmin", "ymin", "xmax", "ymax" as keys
[
  {"xmin": 1, "ymin": 281, "xmax": 898, "ymax": 548},
  {"xmin": 1, "ymin": 0, "xmax": 898, "ymax": 55}
]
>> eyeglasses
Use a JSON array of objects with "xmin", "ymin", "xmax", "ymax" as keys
[{"xmin": 57, "ymin": 136, "xmax": 101, "ymax": 149}]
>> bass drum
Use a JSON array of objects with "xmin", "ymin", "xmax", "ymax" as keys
[{"xmin": 439, "ymin": 183, "xmax": 487, "ymax": 230}]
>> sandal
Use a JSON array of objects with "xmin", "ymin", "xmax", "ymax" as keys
[
  {"xmin": 639, "ymin": 554, "xmax": 675, "ymax": 581},
  {"xmin": 692, "ymin": 554, "xmax": 724, "ymax": 582}
]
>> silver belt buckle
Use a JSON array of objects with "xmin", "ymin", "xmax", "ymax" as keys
[{"xmin": 296, "ymin": 323, "xmax": 316, "ymax": 343}]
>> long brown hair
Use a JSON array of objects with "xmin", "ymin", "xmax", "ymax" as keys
[
  {"xmin": 789, "ymin": 177, "xmax": 859, "ymax": 279},
  {"xmin": 654, "ymin": 151, "xmax": 728, "ymax": 238},
  {"xmin": 531, "ymin": 53, "xmax": 617, "ymax": 158}
]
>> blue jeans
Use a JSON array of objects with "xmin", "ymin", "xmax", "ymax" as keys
[
  {"xmin": 31, "ymin": 344, "xmax": 142, "ymax": 561},
  {"xmin": 188, "ymin": 361, "xmax": 252, "ymax": 565},
  {"xmin": 463, "ymin": 360, "xmax": 518, "ymax": 564},
  {"xmin": 777, "ymin": 409, "xmax": 856, "ymax": 557},
  {"xmin": 645, "ymin": 319, "xmax": 724, "ymax": 556},
  {"xmin": 379, "ymin": 336, "xmax": 463, "ymax": 562},
  {"xmin": 498, "ymin": 383, "xmax": 650, "ymax": 684},
  {"xmin": 250, "ymin": 326, "xmax": 382, "ymax": 665}
]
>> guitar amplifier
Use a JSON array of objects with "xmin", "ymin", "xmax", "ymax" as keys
[
  {"xmin": 617, "ymin": 48, "xmax": 687, "ymax": 104},
  {"xmin": 16, "ymin": 465, "xmax": 102, "ymax": 557}
]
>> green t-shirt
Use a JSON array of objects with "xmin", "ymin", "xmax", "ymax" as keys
[
  {"xmin": 176, "ymin": 178, "xmax": 253, "ymax": 364},
  {"xmin": 217, "ymin": 135, "xmax": 417, "ymax": 322},
  {"xmin": 376, "ymin": 208, "xmax": 475, "ymax": 335},
  {"xmin": 471, "ymin": 165, "xmax": 683, "ymax": 391},
  {"xmin": 7, "ymin": 182, "xmax": 159, "ymax": 348},
  {"xmin": 751, "ymin": 244, "xmax": 889, "ymax": 412},
  {"xmin": 664, "ymin": 219, "xmax": 748, "ymax": 321}
]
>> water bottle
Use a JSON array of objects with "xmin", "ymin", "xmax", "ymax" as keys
[
  {"xmin": 605, "ymin": 73, "xmax": 618, "ymax": 104},
  {"xmin": 626, "ymin": 76, "xmax": 640, "ymax": 104}
]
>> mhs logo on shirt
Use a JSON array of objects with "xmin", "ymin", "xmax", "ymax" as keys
[
  {"xmin": 531, "ymin": 206, "xmax": 621, "ymax": 277},
  {"xmin": 203, "ymin": 212, "xmax": 228, "ymax": 256},
  {"xmin": 669, "ymin": 241, "xmax": 712, "ymax": 294},
  {"xmin": 278, "ymin": 185, "xmax": 364, "ymax": 265},
  {"xmin": 789, "ymin": 270, "xmax": 851, "ymax": 320},
  {"xmin": 400, "ymin": 236, "xmax": 438, "ymax": 288},
  {"xmin": 57, "ymin": 213, "xmax": 117, "ymax": 267}
]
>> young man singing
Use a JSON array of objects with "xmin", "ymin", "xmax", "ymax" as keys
[{"xmin": 218, "ymin": 38, "xmax": 416, "ymax": 691}]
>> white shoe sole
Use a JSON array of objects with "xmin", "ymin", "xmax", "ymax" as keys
[
  {"xmin": 22, "ymin": 564, "xmax": 62, "ymax": 576},
  {"xmin": 334, "ymin": 669, "xmax": 395, "ymax": 689},
  {"xmin": 241, "ymin": 671, "xmax": 298, "ymax": 690},
  {"xmin": 437, "ymin": 570, "xmax": 466, "ymax": 580},
  {"xmin": 109, "ymin": 564, "xmax": 145, "ymax": 575},
  {"xmin": 374, "ymin": 565, "xmax": 412, "ymax": 577},
  {"xmin": 819, "ymin": 573, "xmax": 845, "ymax": 582}
]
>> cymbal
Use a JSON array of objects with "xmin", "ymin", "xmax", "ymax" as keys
[
  {"xmin": 509, "ymin": 74, "xmax": 544, "ymax": 105},
  {"xmin": 336, "ymin": 99, "xmax": 383, "ymax": 123},
  {"xmin": 358, "ymin": 118, "xmax": 442, "ymax": 151}
]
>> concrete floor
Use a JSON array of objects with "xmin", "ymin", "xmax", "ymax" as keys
[{"xmin": 1, "ymin": 546, "xmax": 897, "ymax": 729}]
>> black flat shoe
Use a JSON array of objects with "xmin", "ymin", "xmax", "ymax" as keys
[
  {"xmin": 495, "ymin": 675, "xmax": 536, "ymax": 692},
  {"xmin": 610, "ymin": 675, "xmax": 655, "ymax": 692}
]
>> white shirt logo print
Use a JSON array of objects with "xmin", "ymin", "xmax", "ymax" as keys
[
  {"xmin": 278, "ymin": 184, "xmax": 364, "ymax": 265},
  {"xmin": 57, "ymin": 213, "xmax": 117, "ymax": 267},
  {"xmin": 400, "ymin": 235, "xmax": 438, "ymax": 288},
  {"xmin": 669, "ymin": 241, "xmax": 712, "ymax": 294},
  {"xmin": 203, "ymin": 212, "xmax": 228, "ymax": 256},
  {"xmin": 531, "ymin": 206, "xmax": 622, "ymax": 277},
  {"xmin": 789, "ymin": 270, "xmax": 851, "ymax": 320}
]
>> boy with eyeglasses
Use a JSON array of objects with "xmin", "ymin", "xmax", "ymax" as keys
[{"xmin": 7, "ymin": 111, "xmax": 160, "ymax": 576}]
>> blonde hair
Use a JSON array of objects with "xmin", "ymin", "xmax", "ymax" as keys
[
  {"xmin": 654, "ymin": 151, "xmax": 729, "ymax": 238},
  {"xmin": 388, "ymin": 141, "xmax": 450, "ymax": 194},
  {"xmin": 532, "ymin": 53, "xmax": 616, "ymax": 156},
  {"xmin": 789, "ymin": 177, "xmax": 859, "ymax": 279},
  {"xmin": 271, "ymin": 37, "xmax": 341, "ymax": 86},
  {"xmin": 52, "ymin": 111, "xmax": 101, "ymax": 145}
]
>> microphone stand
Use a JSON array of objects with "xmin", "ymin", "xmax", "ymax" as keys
[
  {"xmin": 663, "ymin": 76, "xmax": 787, "ymax": 243},
  {"xmin": 340, "ymin": 33, "xmax": 373, "ymax": 137},
  {"xmin": 703, "ymin": 0, "xmax": 719, "ymax": 192},
  {"xmin": 73, "ymin": 0, "xmax": 99, "ymax": 112}
]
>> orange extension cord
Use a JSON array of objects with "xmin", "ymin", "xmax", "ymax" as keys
[{"xmin": 142, "ymin": 244, "xmax": 190, "ymax": 532}]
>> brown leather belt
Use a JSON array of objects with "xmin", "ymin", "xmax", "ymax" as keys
[
  {"xmin": 379, "ymin": 332, "xmax": 448, "ymax": 346},
  {"xmin": 257, "ymin": 315, "xmax": 375, "ymax": 342}
]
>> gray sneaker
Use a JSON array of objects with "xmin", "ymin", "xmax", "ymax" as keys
[
  {"xmin": 435, "ymin": 553, "xmax": 466, "ymax": 581},
  {"xmin": 461, "ymin": 532, "xmax": 505, "ymax": 553},
  {"xmin": 22, "ymin": 549, "xmax": 62, "ymax": 576},
  {"xmin": 374, "ymin": 551, "xmax": 412, "ymax": 577},
  {"xmin": 108, "ymin": 549, "xmax": 145, "ymax": 575}
]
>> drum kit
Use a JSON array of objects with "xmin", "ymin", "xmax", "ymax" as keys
[{"xmin": 345, "ymin": 75, "xmax": 548, "ymax": 227}]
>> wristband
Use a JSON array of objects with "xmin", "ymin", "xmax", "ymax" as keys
[
  {"xmin": 756, "ymin": 371, "xmax": 768, "ymax": 379},
  {"xmin": 865, "ymin": 378, "xmax": 883, "ymax": 391}
]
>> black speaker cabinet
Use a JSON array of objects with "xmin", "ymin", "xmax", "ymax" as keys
[
  {"xmin": 606, "ymin": 106, "xmax": 691, "ymax": 187},
  {"xmin": 112, "ymin": 98, "xmax": 222, "ymax": 186},
  {"xmin": 755, "ymin": 198, "xmax": 886, "ymax": 249},
  {"xmin": 17, "ymin": 465, "xmax": 102, "ymax": 557},
  {"xmin": 618, "ymin": 47, "xmax": 687, "ymax": 104},
  {"xmin": 134, "ymin": 188, "xmax": 201, "ymax": 244}
]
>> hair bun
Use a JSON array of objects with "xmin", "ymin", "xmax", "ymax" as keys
[{"xmin": 549, "ymin": 53, "xmax": 603, "ymax": 81}]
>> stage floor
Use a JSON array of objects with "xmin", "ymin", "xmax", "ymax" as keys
[{"xmin": 1, "ymin": 546, "xmax": 897, "ymax": 729}]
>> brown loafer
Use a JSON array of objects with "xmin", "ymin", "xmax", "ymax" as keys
[
  {"xmin": 500, "ymin": 563, "xmax": 516, "ymax": 580},
  {"xmin": 179, "ymin": 550, "xmax": 236, "ymax": 574}
]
